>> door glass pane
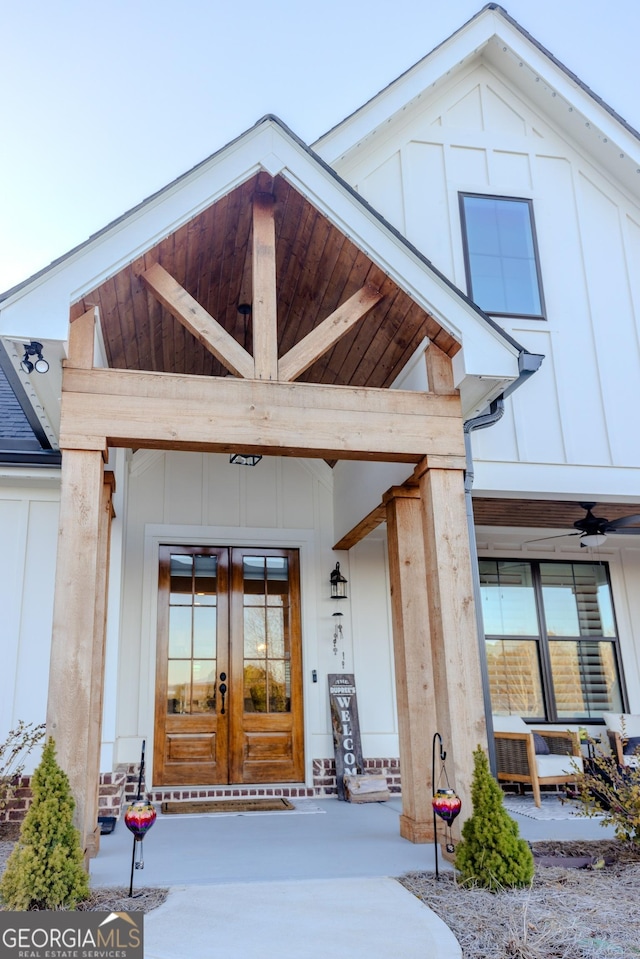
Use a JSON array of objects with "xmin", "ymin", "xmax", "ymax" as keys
[
  {"xmin": 550, "ymin": 641, "xmax": 623, "ymax": 719},
  {"xmin": 194, "ymin": 554, "xmax": 217, "ymax": 606},
  {"xmin": 168, "ymin": 606, "xmax": 192, "ymax": 658},
  {"xmin": 479, "ymin": 560, "xmax": 538, "ymax": 636},
  {"xmin": 541, "ymin": 563, "xmax": 615, "ymax": 636},
  {"xmin": 244, "ymin": 608, "xmax": 267, "ymax": 658},
  {"xmin": 167, "ymin": 660, "xmax": 190, "ymax": 714},
  {"xmin": 244, "ymin": 662, "xmax": 267, "ymax": 712},
  {"xmin": 242, "ymin": 554, "xmax": 291, "ymax": 713},
  {"xmin": 170, "ymin": 554, "xmax": 193, "ymax": 603},
  {"xmin": 267, "ymin": 662, "xmax": 290, "ymax": 712},
  {"xmin": 267, "ymin": 608, "xmax": 286, "ymax": 657},
  {"xmin": 266, "ymin": 557, "xmax": 288, "ymax": 606},
  {"xmin": 486, "ymin": 639, "xmax": 544, "ymax": 718},
  {"xmin": 243, "ymin": 557, "xmax": 266, "ymax": 605},
  {"xmin": 191, "ymin": 660, "xmax": 216, "ymax": 713},
  {"xmin": 193, "ymin": 606, "xmax": 217, "ymax": 658}
]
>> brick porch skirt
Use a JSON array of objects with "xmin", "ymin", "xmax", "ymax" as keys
[{"xmin": 1, "ymin": 758, "xmax": 402, "ymax": 824}]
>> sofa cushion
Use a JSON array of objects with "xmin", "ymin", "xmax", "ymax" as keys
[
  {"xmin": 622, "ymin": 735, "xmax": 640, "ymax": 756},
  {"xmin": 533, "ymin": 733, "xmax": 550, "ymax": 755},
  {"xmin": 535, "ymin": 753, "xmax": 583, "ymax": 778},
  {"xmin": 492, "ymin": 715, "xmax": 528, "ymax": 734}
]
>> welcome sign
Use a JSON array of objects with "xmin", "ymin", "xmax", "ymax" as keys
[
  {"xmin": 328, "ymin": 673, "xmax": 363, "ymax": 800},
  {"xmin": 0, "ymin": 912, "xmax": 143, "ymax": 959}
]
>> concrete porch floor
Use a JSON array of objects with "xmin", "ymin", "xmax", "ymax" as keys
[{"xmin": 89, "ymin": 796, "xmax": 615, "ymax": 959}]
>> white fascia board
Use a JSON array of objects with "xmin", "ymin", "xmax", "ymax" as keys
[{"xmin": 473, "ymin": 460, "xmax": 640, "ymax": 501}]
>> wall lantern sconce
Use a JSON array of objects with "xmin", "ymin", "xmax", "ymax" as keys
[
  {"xmin": 229, "ymin": 454, "xmax": 262, "ymax": 466},
  {"xmin": 20, "ymin": 341, "xmax": 49, "ymax": 374},
  {"xmin": 330, "ymin": 562, "xmax": 348, "ymax": 600}
]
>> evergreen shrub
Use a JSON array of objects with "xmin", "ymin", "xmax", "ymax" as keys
[
  {"xmin": 0, "ymin": 738, "xmax": 89, "ymax": 910},
  {"xmin": 455, "ymin": 745, "xmax": 534, "ymax": 891}
]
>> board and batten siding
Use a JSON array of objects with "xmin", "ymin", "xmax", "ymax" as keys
[
  {"xmin": 0, "ymin": 488, "xmax": 59, "ymax": 768},
  {"xmin": 332, "ymin": 61, "xmax": 640, "ymax": 499}
]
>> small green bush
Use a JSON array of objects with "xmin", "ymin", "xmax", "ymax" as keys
[
  {"xmin": 0, "ymin": 738, "xmax": 89, "ymax": 910},
  {"xmin": 455, "ymin": 746, "xmax": 534, "ymax": 891}
]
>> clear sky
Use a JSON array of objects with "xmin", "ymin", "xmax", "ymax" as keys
[{"xmin": 1, "ymin": 0, "xmax": 638, "ymax": 293}]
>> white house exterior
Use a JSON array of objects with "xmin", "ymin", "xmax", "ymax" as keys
[{"xmin": 1, "ymin": 4, "xmax": 639, "ymax": 856}]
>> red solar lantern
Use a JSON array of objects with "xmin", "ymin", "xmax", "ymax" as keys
[{"xmin": 124, "ymin": 799, "xmax": 157, "ymax": 840}]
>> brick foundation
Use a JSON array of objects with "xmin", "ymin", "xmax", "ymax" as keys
[{"xmin": 1, "ymin": 757, "xmax": 403, "ymax": 825}]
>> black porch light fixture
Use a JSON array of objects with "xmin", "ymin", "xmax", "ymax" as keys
[
  {"xmin": 330, "ymin": 562, "xmax": 348, "ymax": 600},
  {"xmin": 20, "ymin": 341, "xmax": 49, "ymax": 374},
  {"xmin": 229, "ymin": 453, "xmax": 262, "ymax": 466}
]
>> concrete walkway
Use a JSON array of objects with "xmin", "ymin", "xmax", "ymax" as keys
[{"xmin": 90, "ymin": 796, "xmax": 614, "ymax": 959}]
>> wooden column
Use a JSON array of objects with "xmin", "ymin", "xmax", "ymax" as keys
[
  {"xmin": 415, "ymin": 455, "xmax": 488, "ymax": 836},
  {"xmin": 384, "ymin": 486, "xmax": 438, "ymax": 842},
  {"xmin": 46, "ymin": 446, "xmax": 108, "ymax": 859},
  {"xmin": 252, "ymin": 192, "xmax": 278, "ymax": 380},
  {"xmin": 85, "ymin": 471, "xmax": 116, "ymax": 858}
]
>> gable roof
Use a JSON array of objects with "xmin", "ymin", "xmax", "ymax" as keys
[
  {"xmin": 0, "ymin": 115, "xmax": 524, "ymax": 423},
  {"xmin": 313, "ymin": 4, "xmax": 640, "ymax": 199}
]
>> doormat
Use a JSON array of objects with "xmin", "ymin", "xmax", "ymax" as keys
[
  {"xmin": 161, "ymin": 797, "xmax": 294, "ymax": 815},
  {"xmin": 502, "ymin": 795, "xmax": 603, "ymax": 821}
]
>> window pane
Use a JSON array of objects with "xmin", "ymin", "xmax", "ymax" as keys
[
  {"xmin": 244, "ymin": 662, "xmax": 267, "ymax": 712},
  {"xmin": 541, "ymin": 563, "xmax": 615, "ymax": 637},
  {"xmin": 267, "ymin": 662, "xmax": 290, "ymax": 713},
  {"xmin": 550, "ymin": 641, "xmax": 623, "ymax": 719},
  {"xmin": 266, "ymin": 556, "xmax": 288, "ymax": 606},
  {"xmin": 479, "ymin": 560, "xmax": 538, "ymax": 636},
  {"xmin": 486, "ymin": 638, "xmax": 545, "ymax": 717},
  {"xmin": 462, "ymin": 195, "xmax": 542, "ymax": 315},
  {"xmin": 267, "ymin": 607, "xmax": 286, "ymax": 658}
]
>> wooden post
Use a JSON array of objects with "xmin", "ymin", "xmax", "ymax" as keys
[
  {"xmin": 252, "ymin": 192, "xmax": 278, "ymax": 380},
  {"xmin": 84, "ymin": 471, "xmax": 116, "ymax": 858},
  {"xmin": 46, "ymin": 446, "xmax": 108, "ymax": 861},
  {"xmin": 415, "ymin": 455, "xmax": 488, "ymax": 837},
  {"xmin": 384, "ymin": 486, "xmax": 438, "ymax": 842}
]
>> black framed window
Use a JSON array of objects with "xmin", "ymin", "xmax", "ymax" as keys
[
  {"xmin": 479, "ymin": 559, "xmax": 625, "ymax": 722},
  {"xmin": 459, "ymin": 194, "xmax": 545, "ymax": 318}
]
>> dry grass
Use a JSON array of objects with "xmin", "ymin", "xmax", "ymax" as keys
[{"xmin": 400, "ymin": 840, "xmax": 640, "ymax": 959}]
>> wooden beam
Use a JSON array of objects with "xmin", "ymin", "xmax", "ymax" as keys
[
  {"xmin": 59, "ymin": 367, "xmax": 466, "ymax": 462},
  {"xmin": 278, "ymin": 284, "xmax": 383, "ymax": 382},
  {"xmin": 67, "ymin": 307, "xmax": 96, "ymax": 369},
  {"xmin": 252, "ymin": 193, "xmax": 278, "ymax": 380},
  {"xmin": 385, "ymin": 486, "xmax": 438, "ymax": 843},
  {"xmin": 425, "ymin": 342, "xmax": 455, "ymax": 393},
  {"xmin": 141, "ymin": 262, "xmax": 254, "ymax": 379},
  {"xmin": 333, "ymin": 503, "xmax": 386, "ymax": 551}
]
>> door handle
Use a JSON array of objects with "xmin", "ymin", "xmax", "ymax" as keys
[{"xmin": 219, "ymin": 673, "xmax": 227, "ymax": 714}]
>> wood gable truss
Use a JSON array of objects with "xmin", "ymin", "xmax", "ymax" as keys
[{"xmin": 49, "ymin": 170, "xmax": 487, "ymax": 858}]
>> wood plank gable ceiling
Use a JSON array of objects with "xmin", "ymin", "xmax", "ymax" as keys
[{"xmin": 71, "ymin": 172, "xmax": 459, "ymax": 388}]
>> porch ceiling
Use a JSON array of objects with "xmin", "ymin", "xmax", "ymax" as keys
[
  {"xmin": 70, "ymin": 172, "xmax": 459, "ymax": 389},
  {"xmin": 473, "ymin": 498, "xmax": 640, "ymax": 529}
]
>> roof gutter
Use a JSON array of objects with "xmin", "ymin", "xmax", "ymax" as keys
[{"xmin": 463, "ymin": 348, "xmax": 544, "ymax": 774}]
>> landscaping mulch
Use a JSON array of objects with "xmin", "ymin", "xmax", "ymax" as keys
[{"xmin": 400, "ymin": 839, "xmax": 640, "ymax": 959}]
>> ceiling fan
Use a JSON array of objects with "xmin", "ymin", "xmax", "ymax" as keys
[{"xmin": 526, "ymin": 502, "xmax": 640, "ymax": 548}]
